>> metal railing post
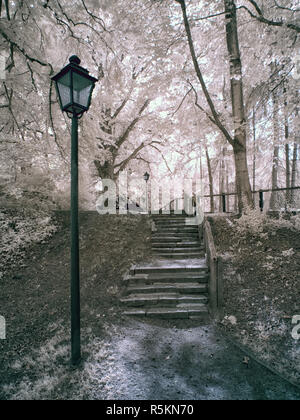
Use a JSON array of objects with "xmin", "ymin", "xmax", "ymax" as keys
[
  {"xmin": 222, "ymin": 194, "xmax": 226, "ymax": 213},
  {"xmin": 259, "ymin": 190, "xmax": 264, "ymax": 212}
]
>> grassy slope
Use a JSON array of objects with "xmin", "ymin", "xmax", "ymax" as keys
[
  {"xmin": 0, "ymin": 211, "xmax": 152, "ymax": 398},
  {"xmin": 210, "ymin": 214, "xmax": 300, "ymax": 386}
]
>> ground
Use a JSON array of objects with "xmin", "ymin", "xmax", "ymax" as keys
[
  {"xmin": 0, "ymin": 209, "xmax": 300, "ymax": 400},
  {"xmin": 210, "ymin": 213, "xmax": 300, "ymax": 387}
]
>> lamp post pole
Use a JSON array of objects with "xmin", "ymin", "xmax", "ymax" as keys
[
  {"xmin": 71, "ymin": 115, "xmax": 80, "ymax": 365},
  {"xmin": 144, "ymin": 172, "xmax": 150, "ymax": 214},
  {"xmin": 146, "ymin": 180, "xmax": 148, "ymax": 214},
  {"xmin": 51, "ymin": 55, "xmax": 98, "ymax": 366}
]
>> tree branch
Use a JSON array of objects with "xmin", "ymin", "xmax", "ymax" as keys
[
  {"xmin": 0, "ymin": 27, "xmax": 53, "ymax": 72},
  {"xmin": 188, "ymin": 81, "xmax": 218, "ymax": 125},
  {"xmin": 149, "ymin": 143, "xmax": 173, "ymax": 174},
  {"xmin": 48, "ymin": 80, "xmax": 68, "ymax": 163},
  {"xmin": 193, "ymin": 11, "xmax": 227, "ymax": 21},
  {"xmin": 112, "ymin": 96, "xmax": 130, "ymax": 120},
  {"xmin": 114, "ymin": 142, "xmax": 146, "ymax": 175},
  {"xmin": 176, "ymin": 0, "xmax": 234, "ymax": 146},
  {"xmin": 239, "ymin": 1, "xmax": 300, "ymax": 33},
  {"xmin": 171, "ymin": 87, "xmax": 192, "ymax": 117},
  {"xmin": 3, "ymin": 82, "xmax": 25, "ymax": 141},
  {"xmin": 115, "ymin": 99, "xmax": 150, "ymax": 149},
  {"xmin": 274, "ymin": 0, "xmax": 300, "ymax": 13},
  {"xmin": 80, "ymin": 0, "xmax": 110, "ymax": 32}
]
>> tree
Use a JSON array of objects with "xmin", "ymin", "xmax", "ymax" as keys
[
  {"xmin": 93, "ymin": 97, "xmax": 152, "ymax": 181},
  {"xmin": 174, "ymin": 0, "xmax": 254, "ymax": 213}
]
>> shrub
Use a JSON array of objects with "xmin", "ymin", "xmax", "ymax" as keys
[{"xmin": 234, "ymin": 208, "xmax": 300, "ymax": 238}]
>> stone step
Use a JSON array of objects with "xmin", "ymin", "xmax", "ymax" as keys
[
  {"xmin": 152, "ymin": 232, "xmax": 199, "ymax": 238},
  {"xmin": 151, "ymin": 241, "xmax": 202, "ymax": 248},
  {"xmin": 154, "ymin": 231, "xmax": 199, "ymax": 236},
  {"xmin": 154, "ymin": 222, "xmax": 197, "ymax": 227},
  {"xmin": 120, "ymin": 212, "xmax": 208, "ymax": 320},
  {"xmin": 124, "ymin": 272, "xmax": 209, "ymax": 285},
  {"xmin": 152, "ymin": 247, "xmax": 202, "ymax": 253},
  {"xmin": 152, "ymin": 218, "xmax": 190, "ymax": 223},
  {"xmin": 122, "ymin": 304, "xmax": 209, "ymax": 319},
  {"xmin": 151, "ymin": 236, "xmax": 201, "ymax": 242},
  {"xmin": 154, "ymin": 226, "xmax": 197, "ymax": 231},
  {"xmin": 121, "ymin": 293, "xmax": 208, "ymax": 307},
  {"xmin": 151, "ymin": 214, "xmax": 189, "ymax": 218},
  {"xmin": 126, "ymin": 282, "xmax": 208, "ymax": 295},
  {"xmin": 155, "ymin": 226, "xmax": 198, "ymax": 231},
  {"xmin": 152, "ymin": 239, "xmax": 200, "ymax": 244},
  {"xmin": 131, "ymin": 260, "xmax": 208, "ymax": 275},
  {"xmin": 154, "ymin": 220, "xmax": 193, "ymax": 225},
  {"xmin": 154, "ymin": 253, "xmax": 203, "ymax": 259}
]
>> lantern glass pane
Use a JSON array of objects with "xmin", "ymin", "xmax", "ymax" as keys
[
  {"xmin": 72, "ymin": 72, "xmax": 94, "ymax": 109},
  {"xmin": 56, "ymin": 72, "xmax": 71, "ymax": 108}
]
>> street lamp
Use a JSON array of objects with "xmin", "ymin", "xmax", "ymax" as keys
[
  {"xmin": 143, "ymin": 172, "xmax": 150, "ymax": 213},
  {"xmin": 52, "ymin": 56, "xmax": 98, "ymax": 365}
]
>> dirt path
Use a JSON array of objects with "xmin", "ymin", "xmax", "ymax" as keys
[{"xmin": 95, "ymin": 319, "xmax": 300, "ymax": 400}]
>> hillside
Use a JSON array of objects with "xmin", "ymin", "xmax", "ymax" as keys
[
  {"xmin": 210, "ymin": 213, "xmax": 300, "ymax": 386},
  {"xmin": 0, "ymin": 210, "xmax": 152, "ymax": 398}
]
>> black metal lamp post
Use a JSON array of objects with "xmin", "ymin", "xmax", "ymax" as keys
[
  {"xmin": 143, "ymin": 172, "xmax": 150, "ymax": 213},
  {"xmin": 52, "ymin": 56, "xmax": 98, "ymax": 365}
]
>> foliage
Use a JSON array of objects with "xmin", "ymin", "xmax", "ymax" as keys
[
  {"xmin": 0, "ymin": 207, "xmax": 57, "ymax": 278},
  {"xmin": 0, "ymin": 0, "xmax": 299, "ymax": 210}
]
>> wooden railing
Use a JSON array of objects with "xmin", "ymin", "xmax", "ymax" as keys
[{"xmin": 203, "ymin": 219, "xmax": 224, "ymax": 317}]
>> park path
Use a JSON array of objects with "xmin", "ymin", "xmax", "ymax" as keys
[{"xmin": 103, "ymin": 318, "xmax": 300, "ymax": 400}]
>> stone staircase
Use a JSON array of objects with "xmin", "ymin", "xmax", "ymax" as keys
[{"xmin": 121, "ymin": 213, "xmax": 210, "ymax": 319}]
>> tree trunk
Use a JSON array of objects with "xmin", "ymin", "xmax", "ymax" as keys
[
  {"xmin": 291, "ymin": 143, "xmax": 298, "ymax": 204},
  {"xmin": 291, "ymin": 91, "xmax": 299, "ymax": 205},
  {"xmin": 234, "ymin": 178, "xmax": 238, "ymax": 213},
  {"xmin": 219, "ymin": 148, "xmax": 225, "ymax": 212},
  {"xmin": 224, "ymin": 0, "xmax": 253, "ymax": 213},
  {"xmin": 233, "ymin": 142, "xmax": 253, "ymax": 211},
  {"xmin": 284, "ymin": 87, "xmax": 291, "ymax": 205},
  {"xmin": 252, "ymin": 108, "xmax": 256, "ymax": 193},
  {"xmin": 200, "ymin": 153, "xmax": 203, "ymax": 181},
  {"xmin": 4, "ymin": 0, "xmax": 9, "ymax": 20},
  {"xmin": 94, "ymin": 159, "xmax": 115, "ymax": 181},
  {"xmin": 226, "ymin": 160, "xmax": 230, "ymax": 212},
  {"xmin": 270, "ymin": 92, "xmax": 280, "ymax": 210},
  {"xmin": 205, "ymin": 147, "xmax": 215, "ymax": 213},
  {"xmin": 285, "ymin": 144, "xmax": 291, "ymax": 206}
]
